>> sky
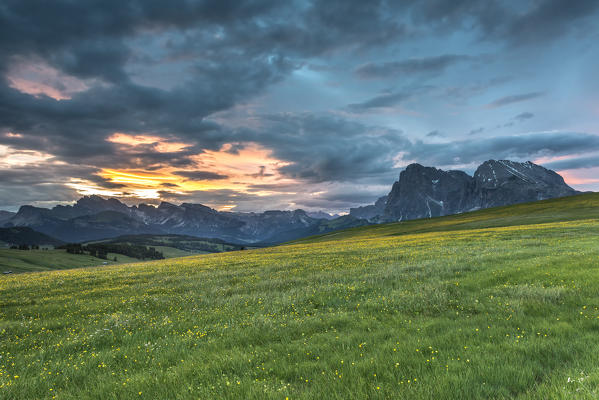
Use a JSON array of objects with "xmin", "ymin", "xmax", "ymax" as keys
[{"xmin": 1, "ymin": 0, "xmax": 599, "ymax": 213}]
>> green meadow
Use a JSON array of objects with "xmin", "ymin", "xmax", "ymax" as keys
[
  {"xmin": 0, "ymin": 249, "xmax": 127, "ymax": 274},
  {"xmin": 1, "ymin": 193, "xmax": 599, "ymax": 399}
]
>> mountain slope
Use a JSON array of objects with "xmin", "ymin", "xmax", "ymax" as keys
[
  {"xmin": 0, "ymin": 227, "xmax": 64, "ymax": 246},
  {"xmin": 0, "ymin": 210, "xmax": 15, "ymax": 224}
]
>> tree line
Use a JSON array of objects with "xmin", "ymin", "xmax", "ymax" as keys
[
  {"xmin": 10, "ymin": 244, "xmax": 43, "ymax": 250},
  {"xmin": 57, "ymin": 243, "xmax": 164, "ymax": 260}
]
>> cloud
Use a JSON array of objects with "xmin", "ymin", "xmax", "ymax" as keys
[
  {"xmin": 514, "ymin": 112, "xmax": 534, "ymax": 121},
  {"xmin": 247, "ymin": 166, "xmax": 274, "ymax": 179},
  {"xmin": 503, "ymin": 0, "xmax": 599, "ymax": 45},
  {"xmin": 346, "ymin": 86, "xmax": 432, "ymax": 112},
  {"xmin": 355, "ymin": 54, "xmax": 471, "ymax": 79},
  {"xmin": 347, "ymin": 92, "xmax": 413, "ymax": 112},
  {"xmin": 411, "ymin": 0, "xmax": 599, "ymax": 46},
  {"xmin": 0, "ymin": 0, "xmax": 415, "ymax": 171},
  {"xmin": 241, "ymin": 113, "xmax": 408, "ymax": 183},
  {"xmin": 486, "ymin": 92, "xmax": 544, "ymax": 108},
  {"xmin": 426, "ymin": 130, "xmax": 444, "ymax": 138},
  {"xmin": 402, "ymin": 132, "xmax": 599, "ymax": 167},
  {"xmin": 544, "ymin": 154, "xmax": 599, "ymax": 171},
  {"xmin": 172, "ymin": 170, "xmax": 229, "ymax": 181}
]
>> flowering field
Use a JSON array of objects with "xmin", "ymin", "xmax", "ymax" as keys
[{"xmin": 1, "ymin": 194, "xmax": 599, "ymax": 399}]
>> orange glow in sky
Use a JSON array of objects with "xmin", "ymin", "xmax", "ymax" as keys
[
  {"xmin": 558, "ymin": 170, "xmax": 599, "ymax": 185},
  {"xmin": 66, "ymin": 137, "xmax": 298, "ymax": 209}
]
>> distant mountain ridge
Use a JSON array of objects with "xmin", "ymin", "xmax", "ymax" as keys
[
  {"xmin": 1, "ymin": 160, "xmax": 580, "ymax": 243},
  {"xmin": 2, "ymin": 197, "xmax": 365, "ymax": 243},
  {"xmin": 354, "ymin": 159, "xmax": 578, "ymax": 221}
]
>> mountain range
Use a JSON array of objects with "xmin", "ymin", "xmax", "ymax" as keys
[
  {"xmin": 1, "ymin": 160, "xmax": 580, "ymax": 243},
  {"xmin": 1, "ymin": 195, "xmax": 367, "ymax": 243}
]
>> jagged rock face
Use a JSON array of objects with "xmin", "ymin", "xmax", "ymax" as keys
[
  {"xmin": 383, "ymin": 160, "xmax": 578, "ymax": 221},
  {"xmin": 349, "ymin": 195, "xmax": 388, "ymax": 221},
  {"xmin": 384, "ymin": 164, "xmax": 477, "ymax": 221},
  {"xmin": 474, "ymin": 160, "xmax": 578, "ymax": 208},
  {"xmin": 52, "ymin": 195, "xmax": 131, "ymax": 219}
]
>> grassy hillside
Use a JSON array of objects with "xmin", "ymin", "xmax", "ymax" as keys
[
  {"xmin": 0, "ymin": 249, "xmax": 126, "ymax": 274},
  {"xmin": 1, "ymin": 193, "xmax": 598, "ymax": 399}
]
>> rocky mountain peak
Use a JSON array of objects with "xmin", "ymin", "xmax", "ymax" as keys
[
  {"xmin": 384, "ymin": 163, "xmax": 476, "ymax": 221},
  {"xmin": 382, "ymin": 160, "xmax": 578, "ymax": 221}
]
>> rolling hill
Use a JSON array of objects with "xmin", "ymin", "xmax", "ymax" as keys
[
  {"xmin": 0, "ymin": 248, "xmax": 128, "ymax": 274},
  {"xmin": 1, "ymin": 193, "xmax": 598, "ymax": 399}
]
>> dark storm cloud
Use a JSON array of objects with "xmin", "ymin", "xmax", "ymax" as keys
[
  {"xmin": 410, "ymin": 0, "xmax": 507, "ymax": 34},
  {"xmin": 486, "ymin": 92, "xmax": 544, "ymax": 108},
  {"xmin": 0, "ymin": 0, "xmax": 411, "ymax": 170},
  {"xmin": 503, "ymin": 0, "xmax": 599, "ymax": 45},
  {"xmin": 0, "ymin": 164, "xmax": 92, "ymax": 209},
  {"xmin": 0, "ymin": 183, "xmax": 79, "ymax": 211},
  {"xmin": 86, "ymin": 175, "xmax": 128, "ymax": 189},
  {"xmin": 0, "ymin": 0, "xmax": 589, "ymax": 161},
  {"xmin": 411, "ymin": 0, "xmax": 599, "ymax": 46},
  {"xmin": 0, "ymin": 164, "xmax": 98, "ymax": 186},
  {"xmin": 0, "ymin": 0, "xmax": 284, "ymax": 78},
  {"xmin": 172, "ymin": 170, "xmax": 229, "ymax": 180},
  {"xmin": 0, "ymin": 61, "xmax": 289, "ymax": 159},
  {"xmin": 241, "ymin": 113, "xmax": 407, "ymax": 183},
  {"xmin": 355, "ymin": 55, "xmax": 471, "ymax": 79},
  {"xmin": 403, "ymin": 132, "xmax": 599, "ymax": 167}
]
